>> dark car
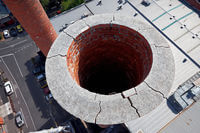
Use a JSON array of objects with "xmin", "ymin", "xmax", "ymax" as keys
[
  {"xmin": 32, "ymin": 65, "xmax": 45, "ymax": 75},
  {"xmin": 39, "ymin": 79, "xmax": 48, "ymax": 89},
  {"xmin": 9, "ymin": 28, "xmax": 17, "ymax": 37}
]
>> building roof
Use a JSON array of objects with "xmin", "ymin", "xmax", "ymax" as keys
[
  {"xmin": 159, "ymin": 101, "xmax": 200, "ymax": 133},
  {"xmin": 50, "ymin": 0, "xmax": 200, "ymax": 132},
  {"xmin": 0, "ymin": 0, "xmax": 9, "ymax": 20}
]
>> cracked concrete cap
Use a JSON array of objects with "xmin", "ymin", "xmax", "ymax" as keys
[{"xmin": 46, "ymin": 14, "xmax": 175, "ymax": 124}]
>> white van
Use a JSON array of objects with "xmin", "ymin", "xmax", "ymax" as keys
[{"xmin": 4, "ymin": 81, "xmax": 14, "ymax": 96}]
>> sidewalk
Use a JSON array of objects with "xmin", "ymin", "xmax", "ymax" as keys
[{"xmin": 0, "ymin": 102, "xmax": 13, "ymax": 133}]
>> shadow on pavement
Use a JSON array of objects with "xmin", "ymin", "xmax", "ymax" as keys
[
  {"xmin": 24, "ymin": 54, "xmax": 75, "ymax": 130},
  {"xmin": 50, "ymin": 99, "xmax": 75, "ymax": 125},
  {"xmin": 34, "ymin": 119, "xmax": 55, "ymax": 131},
  {"xmin": 24, "ymin": 58, "xmax": 52, "ymax": 129}
]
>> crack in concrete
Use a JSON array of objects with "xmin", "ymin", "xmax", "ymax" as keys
[
  {"xmin": 144, "ymin": 81, "xmax": 167, "ymax": 99},
  {"xmin": 134, "ymin": 88, "xmax": 138, "ymax": 95},
  {"xmin": 63, "ymin": 31, "xmax": 77, "ymax": 41},
  {"xmin": 121, "ymin": 92, "xmax": 125, "ymax": 98},
  {"xmin": 82, "ymin": 19, "xmax": 91, "ymax": 28},
  {"xmin": 94, "ymin": 94, "xmax": 97, "ymax": 101},
  {"xmin": 127, "ymin": 97, "xmax": 141, "ymax": 117},
  {"xmin": 112, "ymin": 14, "xmax": 115, "ymax": 21},
  {"xmin": 95, "ymin": 101, "xmax": 101, "ymax": 124},
  {"xmin": 47, "ymin": 54, "xmax": 66, "ymax": 59}
]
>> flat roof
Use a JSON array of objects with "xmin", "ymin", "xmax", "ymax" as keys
[
  {"xmin": 159, "ymin": 101, "xmax": 200, "ymax": 133},
  {"xmin": 0, "ymin": 0, "xmax": 9, "ymax": 20},
  {"xmin": 50, "ymin": 0, "xmax": 200, "ymax": 132}
]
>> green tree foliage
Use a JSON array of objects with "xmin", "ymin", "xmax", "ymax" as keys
[
  {"xmin": 40, "ymin": 0, "xmax": 50, "ymax": 11},
  {"xmin": 61, "ymin": 0, "xmax": 84, "ymax": 12}
]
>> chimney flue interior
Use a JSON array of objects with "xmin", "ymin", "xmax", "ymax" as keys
[{"xmin": 67, "ymin": 24, "xmax": 153, "ymax": 95}]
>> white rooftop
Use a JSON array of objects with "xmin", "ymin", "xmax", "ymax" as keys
[{"xmin": 50, "ymin": 0, "xmax": 200, "ymax": 132}]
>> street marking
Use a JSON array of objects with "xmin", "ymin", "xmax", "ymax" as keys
[
  {"xmin": 0, "ymin": 54, "xmax": 23, "ymax": 77},
  {"xmin": 0, "ymin": 53, "xmax": 13, "ymax": 58},
  {"xmin": 20, "ymin": 108, "xmax": 28, "ymax": 128},
  {"xmin": 0, "ymin": 39, "xmax": 27, "ymax": 51},
  {"xmin": 162, "ymin": 11, "xmax": 194, "ymax": 31},
  {"xmin": 1, "ymin": 58, "xmax": 36, "ymax": 130},
  {"xmin": 152, "ymin": 3, "xmax": 183, "ymax": 22},
  {"xmin": 1, "ymin": 58, "xmax": 17, "ymax": 98},
  {"xmin": 14, "ymin": 43, "xmax": 33, "ymax": 54},
  {"xmin": 12, "ymin": 54, "xmax": 23, "ymax": 77}
]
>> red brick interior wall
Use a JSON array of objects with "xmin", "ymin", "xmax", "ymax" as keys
[
  {"xmin": 3, "ymin": 0, "xmax": 57, "ymax": 56},
  {"xmin": 67, "ymin": 24, "xmax": 153, "ymax": 94}
]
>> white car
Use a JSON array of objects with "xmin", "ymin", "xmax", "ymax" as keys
[
  {"xmin": 3, "ymin": 30, "xmax": 10, "ymax": 39},
  {"xmin": 45, "ymin": 93, "xmax": 53, "ymax": 102},
  {"xmin": 15, "ymin": 111, "xmax": 25, "ymax": 127},
  {"xmin": 4, "ymin": 81, "xmax": 14, "ymax": 96},
  {"xmin": 36, "ymin": 73, "xmax": 45, "ymax": 81}
]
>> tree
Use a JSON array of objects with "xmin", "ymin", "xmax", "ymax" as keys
[
  {"xmin": 40, "ymin": 0, "xmax": 50, "ymax": 11},
  {"xmin": 61, "ymin": 0, "xmax": 84, "ymax": 12}
]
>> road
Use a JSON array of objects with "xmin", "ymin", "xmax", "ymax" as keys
[{"xmin": 0, "ymin": 33, "xmax": 56, "ymax": 133}]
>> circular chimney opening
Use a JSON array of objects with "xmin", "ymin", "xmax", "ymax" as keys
[{"xmin": 67, "ymin": 24, "xmax": 152, "ymax": 95}]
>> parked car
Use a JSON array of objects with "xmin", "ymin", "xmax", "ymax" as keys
[
  {"xmin": 45, "ymin": 93, "xmax": 53, "ymax": 102},
  {"xmin": 3, "ymin": 30, "xmax": 10, "ymax": 39},
  {"xmin": 36, "ymin": 73, "xmax": 45, "ymax": 81},
  {"xmin": 43, "ymin": 87, "xmax": 50, "ymax": 94},
  {"xmin": 16, "ymin": 25, "xmax": 23, "ymax": 33},
  {"xmin": 9, "ymin": 28, "xmax": 17, "ymax": 37},
  {"xmin": 39, "ymin": 80, "xmax": 48, "ymax": 89},
  {"xmin": 32, "ymin": 65, "xmax": 45, "ymax": 75},
  {"xmin": 4, "ymin": 81, "xmax": 13, "ymax": 96},
  {"xmin": 15, "ymin": 111, "xmax": 25, "ymax": 128}
]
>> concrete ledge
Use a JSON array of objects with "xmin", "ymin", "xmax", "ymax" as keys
[{"xmin": 46, "ymin": 14, "xmax": 175, "ymax": 124}]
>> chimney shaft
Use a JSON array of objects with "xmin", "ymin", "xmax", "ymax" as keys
[{"xmin": 3, "ymin": 0, "xmax": 57, "ymax": 56}]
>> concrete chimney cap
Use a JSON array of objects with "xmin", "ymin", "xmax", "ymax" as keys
[{"xmin": 46, "ymin": 14, "xmax": 175, "ymax": 124}]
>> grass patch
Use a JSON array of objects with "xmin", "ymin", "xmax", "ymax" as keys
[{"xmin": 61, "ymin": 0, "xmax": 84, "ymax": 12}]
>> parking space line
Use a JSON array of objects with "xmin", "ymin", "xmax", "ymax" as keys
[
  {"xmin": 12, "ymin": 54, "xmax": 23, "ymax": 77},
  {"xmin": 152, "ymin": 3, "xmax": 183, "ymax": 22},
  {"xmin": 0, "ymin": 54, "xmax": 23, "ymax": 77},
  {"xmin": 1, "ymin": 57, "xmax": 18, "ymax": 98},
  {"xmin": 20, "ymin": 107, "xmax": 28, "ymax": 128},
  {"xmin": 162, "ymin": 11, "xmax": 194, "ymax": 31},
  {"xmin": 1, "ymin": 57, "xmax": 36, "ymax": 130},
  {"xmin": 0, "ymin": 53, "xmax": 13, "ymax": 58},
  {"xmin": 0, "ymin": 39, "xmax": 27, "ymax": 51}
]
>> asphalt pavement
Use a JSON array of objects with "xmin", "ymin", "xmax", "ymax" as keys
[{"xmin": 0, "ymin": 32, "xmax": 58, "ymax": 133}]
